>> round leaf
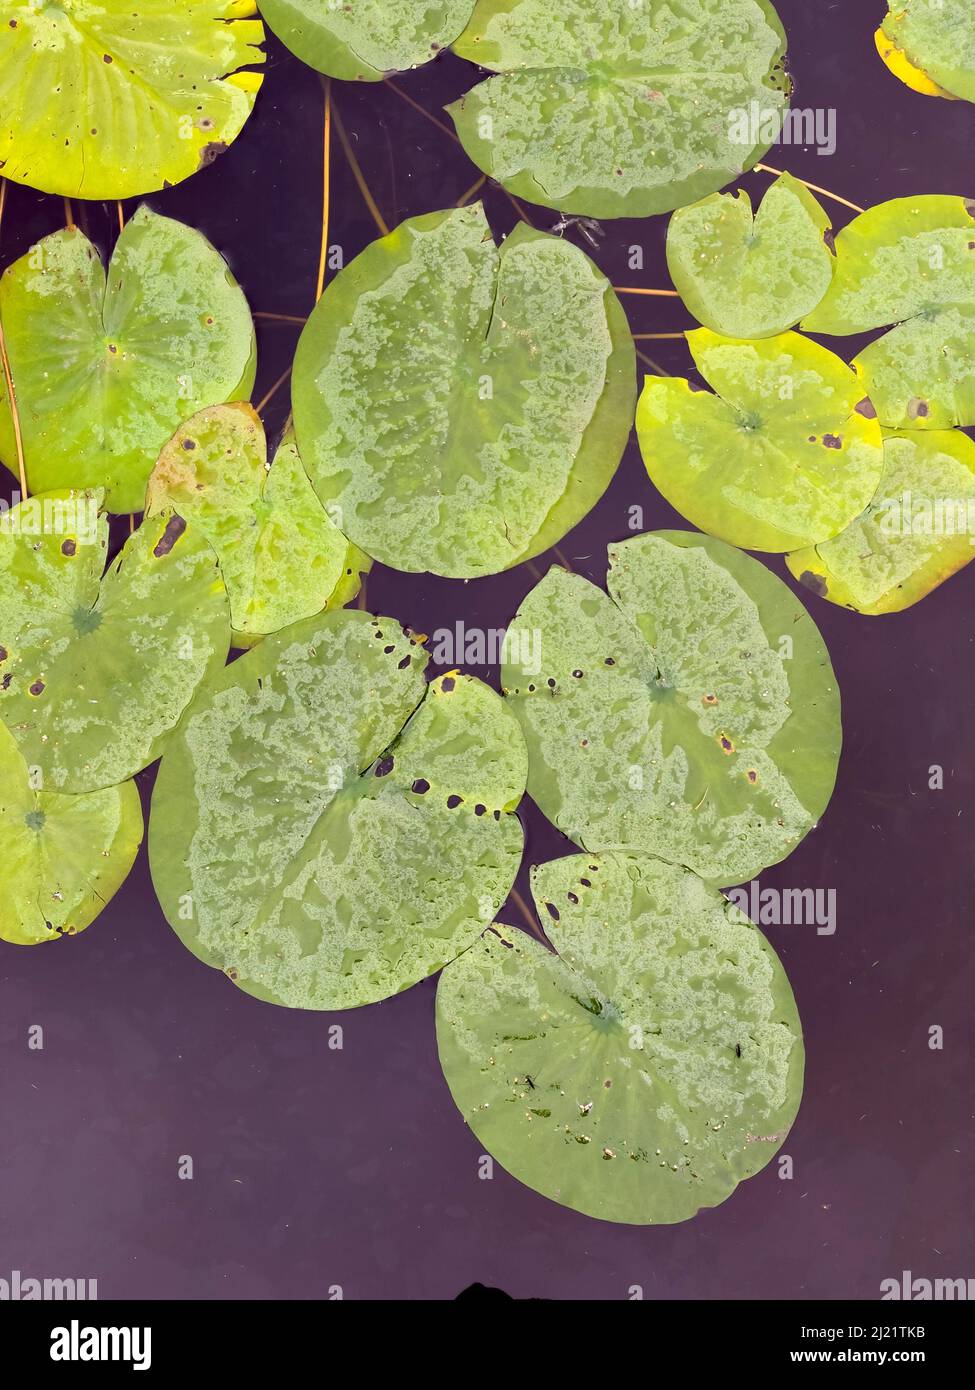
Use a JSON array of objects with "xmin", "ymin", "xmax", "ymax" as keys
[
  {"xmin": 292, "ymin": 204, "xmax": 635, "ymax": 578},
  {"xmin": 787, "ymin": 430, "xmax": 975, "ymax": 615},
  {"xmin": 146, "ymin": 403, "xmax": 369, "ymax": 647},
  {"xmin": 0, "ymin": 206, "xmax": 257, "ymax": 514},
  {"xmin": 853, "ymin": 308, "xmax": 975, "ymax": 430},
  {"xmin": 0, "ymin": 720, "xmax": 142, "ymax": 946},
  {"xmin": 260, "ymin": 0, "xmax": 475, "ymax": 80},
  {"xmin": 502, "ymin": 531, "xmax": 841, "ymax": 887},
  {"xmin": 149, "ymin": 610, "xmax": 527, "ymax": 1010},
  {"xmin": 666, "ymin": 173, "xmax": 834, "ymax": 339},
  {"xmin": 437, "ymin": 850, "xmax": 803, "ymax": 1225},
  {"xmin": 0, "ymin": 0, "xmax": 264, "ymax": 198},
  {"xmin": 801, "ymin": 196, "xmax": 975, "ymax": 336},
  {"xmin": 0, "ymin": 493, "xmax": 230, "ymax": 792},
  {"xmin": 876, "ymin": 2, "xmax": 975, "ymax": 104},
  {"xmin": 636, "ymin": 330, "xmax": 885, "ymax": 552},
  {"xmin": 447, "ymin": 0, "xmax": 790, "ymax": 219}
]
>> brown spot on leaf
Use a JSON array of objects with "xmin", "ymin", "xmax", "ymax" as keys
[
  {"xmin": 29, "ymin": 680, "xmax": 45, "ymax": 696},
  {"xmin": 800, "ymin": 570, "xmax": 829, "ymax": 597},
  {"xmin": 822, "ymin": 434, "xmax": 842, "ymax": 449},
  {"xmin": 375, "ymin": 755, "xmax": 394, "ymax": 777},
  {"xmin": 198, "ymin": 141, "xmax": 228, "ymax": 169},
  {"xmin": 855, "ymin": 397, "xmax": 877, "ymax": 418},
  {"xmin": 0, "ymin": 646, "xmax": 6, "ymax": 662},
  {"xmin": 153, "ymin": 514, "xmax": 186, "ymax": 556},
  {"xmin": 441, "ymin": 676, "xmax": 456, "ymax": 692},
  {"xmin": 908, "ymin": 397, "xmax": 930, "ymax": 420},
  {"xmin": 61, "ymin": 539, "xmax": 76, "ymax": 556},
  {"xmin": 719, "ymin": 734, "xmax": 735, "ymax": 754},
  {"xmin": 823, "ymin": 227, "xmax": 836, "ymax": 255}
]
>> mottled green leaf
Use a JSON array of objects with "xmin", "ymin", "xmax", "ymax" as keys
[
  {"xmin": 876, "ymin": 1, "xmax": 975, "ymax": 103},
  {"xmin": 636, "ymin": 330, "xmax": 885, "ymax": 552},
  {"xmin": 0, "ymin": 492, "xmax": 229, "ymax": 792},
  {"xmin": 448, "ymin": 0, "xmax": 789, "ymax": 219},
  {"xmin": 853, "ymin": 308, "xmax": 975, "ymax": 430},
  {"xmin": 149, "ymin": 610, "xmax": 527, "ymax": 1010},
  {"xmin": 292, "ymin": 204, "xmax": 634, "ymax": 578},
  {"xmin": 260, "ymin": 0, "xmax": 475, "ymax": 80},
  {"xmin": 145, "ymin": 403, "xmax": 369, "ymax": 648},
  {"xmin": 502, "ymin": 531, "xmax": 840, "ymax": 888},
  {"xmin": 0, "ymin": 206, "xmax": 257, "ymax": 514},
  {"xmin": 437, "ymin": 850, "xmax": 803, "ymax": 1225},
  {"xmin": 801, "ymin": 196, "xmax": 975, "ymax": 336},
  {"xmin": 666, "ymin": 173, "xmax": 834, "ymax": 339},
  {"xmin": 0, "ymin": 720, "xmax": 142, "ymax": 945},
  {"xmin": 0, "ymin": 0, "xmax": 264, "ymax": 198},
  {"xmin": 787, "ymin": 430, "xmax": 975, "ymax": 614}
]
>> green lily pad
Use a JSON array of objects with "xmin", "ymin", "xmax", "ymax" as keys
[
  {"xmin": 502, "ymin": 531, "xmax": 840, "ymax": 888},
  {"xmin": 636, "ymin": 330, "xmax": 885, "ymax": 552},
  {"xmin": 853, "ymin": 308, "xmax": 975, "ymax": 430},
  {"xmin": 447, "ymin": 0, "xmax": 789, "ymax": 219},
  {"xmin": 145, "ymin": 403, "xmax": 370, "ymax": 648},
  {"xmin": 149, "ymin": 610, "xmax": 527, "ymax": 1010},
  {"xmin": 787, "ymin": 430, "xmax": 975, "ymax": 614},
  {"xmin": 0, "ymin": 720, "xmax": 143, "ymax": 945},
  {"xmin": 0, "ymin": 492, "xmax": 230, "ymax": 792},
  {"xmin": 0, "ymin": 0, "xmax": 265, "ymax": 198},
  {"xmin": 259, "ymin": 0, "xmax": 475, "ymax": 80},
  {"xmin": 437, "ymin": 850, "xmax": 803, "ymax": 1225},
  {"xmin": 666, "ymin": 173, "xmax": 834, "ymax": 339},
  {"xmin": 0, "ymin": 206, "xmax": 257, "ymax": 514},
  {"xmin": 876, "ymin": 2, "xmax": 975, "ymax": 103},
  {"xmin": 801, "ymin": 196, "xmax": 975, "ymax": 336},
  {"xmin": 292, "ymin": 203, "xmax": 634, "ymax": 578}
]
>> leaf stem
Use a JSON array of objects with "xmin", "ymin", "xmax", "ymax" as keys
[
  {"xmin": 509, "ymin": 886, "xmax": 547, "ymax": 944},
  {"xmin": 383, "ymin": 77, "xmax": 458, "ymax": 143},
  {"xmin": 255, "ymin": 367, "xmax": 292, "ymax": 416},
  {"xmin": 0, "ymin": 178, "xmax": 27, "ymax": 499},
  {"xmin": 117, "ymin": 201, "xmax": 125, "ymax": 234},
  {"xmin": 315, "ymin": 78, "xmax": 332, "ymax": 304},
  {"xmin": 254, "ymin": 311, "xmax": 308, "ymax": 326},
  {"xmin": 633, "ymin": 332, "xmax": 687, "ymax": 340},
  {"xmin": 615, "ymin": 286, "xmax": 680, "ymax": 297},
  {"xmin": 456, "ymin": 173, "xmax": 487, "ymax": 208},
  {"xmin": 753, "ymin": 162, "xmax": 865, "ymax": 215},
  {"xmin": 332, "ymin": 96, "xmax": 389, "ymax": 237},
  {"xmin": 63, "ymin": 198, "xmax": 75, "ymax": 229}
]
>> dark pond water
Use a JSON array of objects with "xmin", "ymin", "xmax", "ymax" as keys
[{"xmin": 1, "ymin": 0, "xmax": 973, "ymax": 1299}]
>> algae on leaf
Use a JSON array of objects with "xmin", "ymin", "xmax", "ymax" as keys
[
  {"xmin": 787, "ymin": 430, "xmax": 975, "ymax": 615},
  {"xmin": 448, "ymin": 0, "xmax": 790, "ymax": 219},
  {"xmin": 0, "ymin": 207, "xmax": 256, "ymax": 515},
  {"xmin": 637, "ymin": 330, "xmax": 885, "ymax": 552},
  {"xmin": 437, "ymin": 851, "xmax": 803, "ymax": 1224},
  {"xmin": 0, "ymin": 493, "xmax": 230, "ymax": 792},
  {"xmin": 260, "ymin": 0, "xmax": 475, "ymax": 80},
  {"xmin": 149, "ymin": 610, "xmax": 528, "ymax": 1010},
  {"xmin": 0, "ymin": 0, "xmax": 265, "ymax": 198},
  {"xmin": 292, "ymin": 204, "xmax": 634, "ymax": 578},
  {"xmin": 666, "ymin": 173, "xmax": 834, "ymax": 339},
  {"xmin": 146, "ymin": 404, "xmax": 369, "ymax": 648},
  {"xmin": 503, "ymin": 532, "xmax": 840, "ymax": 888},
  {"xmin": 876, "ymin": 1, "xmax": 975, "ymax": 103},
  {"xmin": 0, "ymin": 720, "xmax": 142, "ymax": 946}
]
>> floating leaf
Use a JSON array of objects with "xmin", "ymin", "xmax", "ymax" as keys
[
  {"xmin": 666, "ymin": 173, "xmax": 834, "ymax": 339},
  {"xmin": 0, "ymin": 0, "xmax": 265, "ymax": 198},
  {"xmin": 292, "ymin": 204, "xmax": 634, "ymax": 578},
  {"xmin": 0, "ymin": 721, "xmax": 142, "ymax": 945},
  {"xmin": 876, "ymin": 2, "xmax": 975, "ymax": 103},
  {"xmin": 636, "ymin": 330, "xmax": 885, "ymax": 552},
  {"xmin": 150, "ymin": 610, "xmax": 527, "ymax": 1010},
  {"xmin": 0, "ymin": 492, "xmax": 229, "ymax": 792},
  {"xmin": 146, "ymin": 403, "xmax": 369, "ymax": 648},
  {"xmin": 0, "ymin": 206, "xmax": 257, "ymax": 514},
  {"xmin": 447, "ymin": 0, "xmax": 789, "ymax": 219},
  {"xmin": 787, "ymin": 430, "xmax": 975, "ymax": 614},
  {"xmin": 801, "ymin": 196, "xmax": 975, "ymax": 336},
  {"xmin": 260, "ymin": 0, "xmax": 475, "ymax": 80},
  {"xmin": 853, "ymin": 308, "xmax": 975, "ymax": 430},
  {"xmin": 437, "ymin": 851, "xmax": 803, "ymax": 1225},
  {"xmin": 502, "ymin": 531, "xmax": 840, "ymax": 888}
]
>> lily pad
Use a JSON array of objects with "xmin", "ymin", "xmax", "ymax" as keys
[
  {"xmin": 0, "ymin": 720, "xmax": 143, "ymax": 946},
  {"xmin": 145, "ymin": 403, "xmax": 370, "ymax": 648},
  {"xmin": 853, "ymin": 308, "xmax": 975, "ymax": 430},
  {"xmin": 0, "ymin": 0, "xmax": 265, "ymax": 198},
  {"xmin": 260, "ymin": 0, "xmax": 475, "ymax": 80},
  {"xmin": 0, "ymin": 492, "xmax": 230, "ymax": 792},
  {"xmin": 149, "ymin": 610, "xmax": 527, "ymax": 1010},
  {"xmin": 292, "ymin": 203, "xmax": 634, "ymax": 578},
  {"xmin": 666, "ymin": 173, "xmax": 834, "ymax": 339},
  {"xmin": 502, "ymin": 531, "xmax": 840, "ymax": 888},
  {"xmin": 801, "ymin": 196, "xmax": 975, "ymax": 336},
  {"xmin": 876, "ymin": 2, "xmax": 975, "ymax": 103},
  {"xmin": 787, "ymin": 430, "xmax": 975, "ymax": 615},
  {"xmin": 436, "ymin": 850, "xmax": 803, "ymax": 1225},
  {"xmin": 636, "ymin": 330, "xmax": 885, "ymax": 552},
  {"xmin": 0, "ymin": 206, "xmax": 257, "ymax": 514},
  {"xmin": 447, "ymin": 0, "xmax": 790, "ymax": 219}
]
